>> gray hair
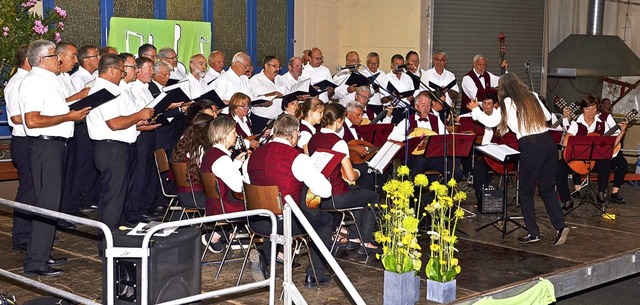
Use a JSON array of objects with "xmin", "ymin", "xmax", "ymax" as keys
[
  {"xmin": 473, "ymin": 54, "xmax": 486, "ymax": 63},
  {"xmin": 154, "ymin": 60, "xmax": 172, "ymax": 74},
  {"xmin": 27, "ymin": 40, "xmax": 56, "ymax": 67},
  {"xmin": 433, "ymin": 51, "xmax": 447, "ymax": 60},
  {"xmin": 345, "ymin": 100, "xmax": 364, "ymax": 113},
  {"xmin": 158, "ymin": 47, "xmax": 176, "ymax": 60},
  {"xmin": 231, "ymin": 52, "xmax": 250, "ymax": 65},
  {"xmin": 355, "ymin": 86, "xmax": 371, "ymax": 96},
  {"xmin": 272, "ymin": 114, "xmax": 300, "ymax": 139}
]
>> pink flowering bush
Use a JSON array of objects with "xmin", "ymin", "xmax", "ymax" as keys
[{"xmin": 0, "ymin": 0, "xmax": 67, "ymax": 92}]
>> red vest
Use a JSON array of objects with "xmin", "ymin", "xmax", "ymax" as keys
[
  {"xmin": 342, "ymin": 122, "xmax": 357, "ymax": 142},
  {"xmin": 199, "ymin": 147, "xmax": 244, "ymax": 215},
  {"xmin": 461, "ymin": 70, "xmax": 492, "ymax": 114},
  {"xmin": 247, "ymin": 141, "xmax": 304, "ymax": 205},
  {"xmin": 408, "ymin": 114, "xmax": 440, "ymax": 134},
  {"xmin": 307, "ymin": 131, "xmax": 349, "ymax": 196},
  {"xmin": 228, "ymin": 113, "xmax": 252, "ymax": 138}
]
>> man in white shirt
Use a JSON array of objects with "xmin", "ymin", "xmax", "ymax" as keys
[
  {"xmin": 87, "ymin": 54, "xmax": 155, "ymax": 230},
  {"xmin": 158, "ymin": 47, "xmax": 187, "ymax": 82},
  {"xmin": 333, "ymin": 51, "xmax": 362, "ymax": 106},
  {"xmin": 179, "ymin": 54, "xmax": 209, "ymax": 100},
  {"xmin": 70, "ymin": 45, "xmax": 100, "ymax": 92},
  {"xmin": 276, "ymin": 56, "xmax": 304, "ymax": 92},
  {"xmin": 203, "ymin": 50, "xmax": 225, "ymax": 87},
  {"xmin": 5, "ymin": 45, "xmax": 33, "ymax": 253},
  {"xmin": 301, "ymin": 47, "xmax": 335, "ymax": 103},
  {"xmin": 380, "ymin": 54, "xmax": 415, "ymax": 124},
  {"xmin": 422, "ymin": 51, "xmax": 459, "ymax": 108},
  {"xmin": 213, "ymin": 52, "xmax": 253, "ymax": 114},
  {"xmin": 461, "ymin": 54, "xmax": 507, "ymax": 114},
  {"xmin": 361, "ymin": 52, "xmax": 386, "ymax": 118},
  {"xmin": 249, "ymin": 55, "xmax": 284, "ymax": 134},
  {"xmin": 19, "ymin": 40, "xmax": 90, "ymax": 277}
]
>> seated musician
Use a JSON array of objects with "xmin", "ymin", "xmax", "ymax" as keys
[
  {"xmin": 353, "ymin": 86, "xmax": 392, "ymax": 124},
  {"xmin": 308, "ymin": 103, "xmax": 379, "ymax": 254},
  {"xmin": 228, "ymin": 92, "xmax": 259, "ymax": 149},
  {"xmin": 298, "ymin": 97, "xmax": 324, "ymax": 154},
  {"xmin": 556, "ymin": 96, "xmax": 628, "ymax": 209},
  {"xmin": 244, "ymin": 114, "xmax": 334, "ymax": 287},
  {"xmin": 388, "ymin": 91, "xmax": 463, "ymax": 183},
  {"xmin": 171, "ymin": 113, "xmax": 214, "ymax": 209},
  {"xmin": 281, "ymin": 96, "xmax": 302, "ymax": 119}
]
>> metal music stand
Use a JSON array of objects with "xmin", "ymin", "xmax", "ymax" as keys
[
  {"xmin": 475, "ymin": 145, "xmax": 524, "ymax": 242},
  {"xmin": 562, "ymin": 135, "xmax": 616, "ymax": 215}
]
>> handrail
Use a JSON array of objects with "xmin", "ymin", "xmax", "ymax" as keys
[
  {"xmin": 0, "ymin": 198, "xmax": 112, "ymax": 305},
  {"xmin": 282, "ymin": 195, "xmax": 366, "ymax": 305}
]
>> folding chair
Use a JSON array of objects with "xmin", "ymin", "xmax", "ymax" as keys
[
  {"xmin": 320, "ymin": 192, "xmax": 368, "ymax": 258},
  {"xmin": 168, "ymin": 161, "xmax": 204, "ymax": 221},
  {"xmin": 238, "ymin": 182, "xmax": 317, "ymax": 289},
  {"xmin": 152, "ymin": 149, "xmax": 179, "ymax": 222}
]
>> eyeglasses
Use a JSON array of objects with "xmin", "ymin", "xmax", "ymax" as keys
[
  {"xmin": 164, "ymin": 56, "xmax": 177, "ymax": 60},
  {"xmin": 239, "ymin": 104, "xmax": 250, "ymax": 109},
  {"xmin": 111, "ymin": 66, "xmax": 127, "ymax": 76},
  {"xmin": 433, "ymin": 57, "xmax": 447, "ymax": 62},
  {"xmin": 143, "ymin": 53, "xmax": 158, "ymax": 59},
  {"xmin": 42, "ymin": 53, "xmax": 59, "ymax": 59},
  {"xmin": 356, "ymin": 93, "xmax": 371, "ymax": 101},
  {"xmin": 266, "ymin": 63, "xmax": 281, "ymax": 69},
  {"xmin": 124, "ymin": 65, "xmax": 138, "ymax": 70},
  {"xmin": 85, "ymin": 55, "xmax": 99, "ymax": 59}
]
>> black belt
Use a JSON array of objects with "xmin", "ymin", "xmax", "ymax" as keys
[
  {"xmin": 33, "ymin": 135, "xmax": 68, "ymax": 143},
  {"xmin": 98, "ymin": 139, "xmax": 131, "ymax": 145}
]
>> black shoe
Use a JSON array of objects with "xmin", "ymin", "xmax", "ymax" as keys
[
  {"xmin": 24, "ymin": 266, "xmax": 63, "ymax": 277},
  {"xmin": 562, "ymin": 200, "xmax": 574, "ymax": 211},
  {"xmin": 346, "ymin": 241, "xmax": 360, "ymax": 250},
  {"xmin": 57, "ymin": 220, "xmax": 76, "ymax": 230},
  {"xmin": 249, "ymin": 249, "xmax": 267, "ymax": 281},
  {"xmin": 517, "ymin": 234, "xmax": 540, "ymax": 244},
  {"xmin": 12, "ymin": 244, "xmax": 27, "ymax": 254},
  {"xmin": 597, "ymin": 192, "xmax": 607, "ymax": 204},
  {"xmin": 141, "ymin": 213, "xmax": 159, "ymax": 222},
  {"xmin": 47, "ymin": 256, "xmax": 68, "ymax": 266},
  {"xmin": 554, "ymin": 227, "xmax": 570, "ymax": 246},
  {"xmin": 610, "ymin": 193, "xmax": 626, "ymax": 204},
  {"xmin": 275, "ymin": 257, "xmax": 302, "ymax": 269},
  {"xmin": 304, "ymin": 274, "xmax": 332, "ymax": 288}
]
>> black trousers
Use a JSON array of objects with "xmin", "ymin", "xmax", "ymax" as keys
[
  {"xmin": 60, "ymin": 123, "xmax": 97, "ymax": 215},
  {"xmin": 322, "ymin": 186, "xmax": 378, "ymax": 243},
  {"xmin": 11, "ymin": 136, "xmax": 34, "ymax": 249},
  {"xmin": 518, "ymin": 132, "xmax": 565, "ymax": 237},
  {"xmin": 250, "ymin": 207, "xmax": 333, "ymax": 278},
  {"xmin": 94, "ymin": 141, "xmax": 131, "ymax": 230},
  {"xmin": 407, "ymin": 155, "xmax": 463, "ymax": 182},
  {"xmin": 125, "ymin": 131, "xmax": 155, "ymax": 222},
  {"xmin": 23, "ymin": 137, "xmax": 66, "ymax": 271}
]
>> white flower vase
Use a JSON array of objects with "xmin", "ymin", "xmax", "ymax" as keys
[
  {"xmin": 383, "ymin": 270, "xmax": 420, "ymax": 305},
  {"xmin": 426, "ymin": 278, "xmax": 456, "ymax": 304}
]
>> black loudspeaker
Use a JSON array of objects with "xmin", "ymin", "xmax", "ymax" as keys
[{"xmin": 103, "ymin": 227, "xmax": 202, "ymax": 304}]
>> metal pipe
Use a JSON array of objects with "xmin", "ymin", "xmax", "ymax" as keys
[{"xmin": 587, "ymin": 0, "xmax": 605, "ymax": 35}]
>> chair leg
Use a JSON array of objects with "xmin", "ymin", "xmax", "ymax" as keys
[
  {"xmin": 161, "ymin": 197, "xmax": 178, "ymax": 222},
  {"xmin": 215, "ymin": 224, "xmax": 239, "ymax": 279},
  {"xmin": 329, "ymin": 214, "xmax": 347, "ymax": 255},
  {"xmin": 236, "ymin": 233, "xmax": 257, "ymax": 286},
  {"xmin": 349, "ymin": 210, "xmax": 368, "ymax": 258}
]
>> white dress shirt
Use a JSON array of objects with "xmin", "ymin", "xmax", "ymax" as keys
[
  {"xmin": 4, "ymin": 68, "xmax": 29, "ymax": 137},
  {"xmin": 380, "ymin": 72, "xmax": 414, "ymax": 108},
  {"xmin": 301, "ymin": 64, "xmax": 333, "ymax": 103},
  {"xmin": 461, "ymin": 69, "xmax": 499, "ymax": 101},
  {"xmin": 249, "ymin": 71, "xmax": 284, "ymax": 119},
  {"xmin": 361, "ymin": 69, "xmax": 386, "ymax": 106},
  {"xmin": 203, "ymin": 68, "xmax": 224, "ymax": 88},
  {"xmin": 422, "ymin": 68, "xmax": 459, "ymax": 107},
  {"xmin": 275, "ymin": 72, "xmax": 300, "ymax": 92},
  {"xmin": 86, "ymin": 77, "xmax": 139, "ymax": 143},
  {"xmin": 388, "ymin": 113, "xmax": 446, "ymax": 142},
  {"xmin": 19, "ymin": 67, "xmax": 74, "ymax": 138},
  {"xmin": 70, "ymin": 66, "xmax": 96, "ymax": 92},
  {"xmin": 211, "ymin": 143, "xmax": 244, "ymax": 193},
  {"xmin": 318, "ymin": 128, "xmax": 350, "ymax": 157},
  {"xmin": 130, "ymin": 80, "xmax": 154, "ymax": 109},
  {"xmin": 213, "ymin": 70, "xmax": 252, "ymax": 114},
  {"xmin": 170, "ymin": 64, "xmax": 188, "ymax": 81},
  {"xmin": 179, "ymin": 73, "xmax": 209, "ymax": 100},
  {"xmin": 298, "ymin": 119, "xmax": 316, "ymax": 150},
  {"xmin": 57, "ymin": 72, "xmax": 75, "ymax": 98}
]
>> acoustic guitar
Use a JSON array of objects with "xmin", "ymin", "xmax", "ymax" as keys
[
  {"xmin": 563, "ymin": 109, "xmax": 637, "ymax": 175},
  {"xmin": 551, "ymin": 96, "xmax": 580, "ymax": 129},
  {"xmin": 348, "ymin": 139, "xmax": 379, "ymax": 164}
]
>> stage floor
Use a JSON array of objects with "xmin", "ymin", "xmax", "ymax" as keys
[{"xmin": 0, "ymin": 179, "xmax": 639, "ymax": 304}]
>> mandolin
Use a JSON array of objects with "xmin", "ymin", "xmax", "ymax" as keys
[
  {"xmin": 348, "ymin": 139, "xmax": 379, "ymax": 164},
  {"xmin": 408, "ymin": 127, "xmax": 437, "ymax": 155},
  {"xmin": 563, "ymin": 109, "xmax": 637, "ymax": 175}
]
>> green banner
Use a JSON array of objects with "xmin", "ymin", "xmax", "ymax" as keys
[{"xmin": 108, "ymin": 17, "xmax": 211, "ymax": 70}]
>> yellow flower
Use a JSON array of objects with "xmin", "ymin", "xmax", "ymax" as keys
[
  {"xmin": 397, "ymin": 165, "xmax": 410, "ymax": 177},
  {"xmin": 414, "ymin": 174, "xmax": 429, "ymax": 187},
  {"xmin": 453, "ymin": 191, "xmax": 468, "ymax": 202},
  {"xmin": 376, "ymin": 253, "xmax": 381, "ymax": 259},
  {"xmin": 430, "ymin": 244, "xmax": 440, "ymax": 251},
  {"xmin": 455, "ymin": 265, "xmax": 461, "ymax": 273},
  {"xmin": 454, "ymin": 208, "xmax": 465, "ymax": 218},
  {"xmin": 402, "ymin": 216, "xmax": 419, "ymax": 233},
  {"xmin": 451, "ymin": 258, "xmax": 459, "ymax": 266},
  {"xmin": 447, "ymin": 178, "xmax": 457, "ymax": 187}
]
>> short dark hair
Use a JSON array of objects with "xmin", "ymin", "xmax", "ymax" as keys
[
  {"xmin": 98, "ymin": 54, "xmax": 123, "ymax": 75},
  {"xmin": 78, "ymin": 45, "xmax": 99, "ymax": 65},
  {"xmin": 138, "ymin": 43, "xmax": 156, "ymax": 58},
  {"xmin": 16, "ymin": 44, "xmax": 29, "ymax": 67},
  {"xmin": 135, "ymin": 56, "xmax": 154, "ymax": 68},
  {"xmin": 321, "ymin": 103, "xmax": 346, "ymax": 128},
  {"xmin": 391, "ymin": 54, "xmax": 404, "ymax": 63}
]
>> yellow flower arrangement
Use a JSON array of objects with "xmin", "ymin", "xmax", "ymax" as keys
[
  {"xmin": 425, "ymin": 178, "xmax": 466, "ymax": 282},
  {"xmin": 374, "ymin": 166, "xmax": 427, "ymax": 274}
]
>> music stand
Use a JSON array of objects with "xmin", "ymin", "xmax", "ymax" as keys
[
  {"xmin": 475, "ymin": 145, "xmax": 525, "ymax": 242},
  {"xmin": 355, "ymin": 123, "xmax": 394, "ymax": 147},
  {"xmin": 562, "ymin": 135, "xmax": 616, "ymax": 215}
]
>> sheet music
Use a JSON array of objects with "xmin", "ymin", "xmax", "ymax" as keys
[
  {"xmin": 310, "ymin": 151, "xmax": 335, "ymax": 172},
  {"xmin": 368, "ymin": 141, "xmax": 403, "ymax": 173},
  {"xmin": 145, "ymin": 92, "xmax": 168, "ymax": 108},
  {"xmin": 476, "ymin": 144, "xmax": 520, "ymax": 162},
  {"xmin": 162, "ymin": 79, "xmax": 189, "ymax": 93},
  {"xmin": 127, "ymin": 221, "xmax": 176, "ymax": 237},
  {"xmin": 289, "ymin": 78, "xmax": 311, "ymax": 94}
]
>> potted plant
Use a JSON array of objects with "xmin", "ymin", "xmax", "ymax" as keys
[
  {"xmin": 1, "ymin": 0, "xmax": 67, "ymax": 96},
  {"xmin": 424, "ymin": 178, "xmax": 466, "ymax": 304},
  {"xmin": 373, "ymin": 165, "xmax": 428, "ymax": 305}
]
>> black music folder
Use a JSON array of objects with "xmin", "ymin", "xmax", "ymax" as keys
[
  {"xmin": 345, "ymin": 72, "xmax": 373, "ymax": 87},
  {"xmin": 69, "ymin": 88, "xmax": 117, "ymax": 110},
  {"xmin": 150, "ymin": 87, "xmax": 190, "ymax": 115},
  {"xmin": 194, "ymin": 89, "xmax": 225, "ymax": 109},
  {"xmin": 312, "ymin": 80, "xmax": 337, "ymax": 91},
  {"xmin": 251, "ymin": 95, "xmax": 277, "ymax": 107},
  {"xmin": 386, "ymin": 82, "xmax": 415, "ymax": 100},
  {"xmin": 406, "ymin": 72, "xmax": 420, "ymax": 90},
  {"xmin": 428, "ymin": 79, "xmax": 457, "ymax": 93},
  {"xmin": 166, "ymin": 78, "xmax": 180, "ymax": 86}
]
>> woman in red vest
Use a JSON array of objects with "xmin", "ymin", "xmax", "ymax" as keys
[
  {"xmin": 228, "ymin": 92, "xmax": 259, "ymax": 149},
  {"xmin": 307, "ymin": 103, "xmax": 379, "ymax": 254},
  {"xmin": 298, "ymin": 97, "xmax": 324, "ymax": 154}
]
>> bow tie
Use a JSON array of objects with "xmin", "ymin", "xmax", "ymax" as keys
[{"xmin": 418, "ymin": 118, "xmax": 429, "ymax": 122}]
